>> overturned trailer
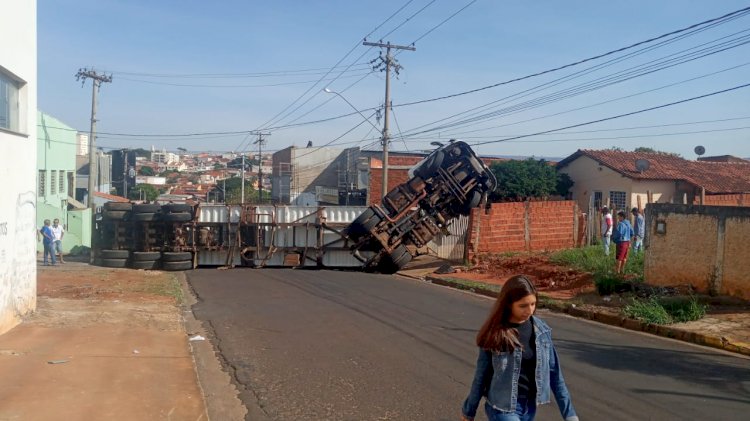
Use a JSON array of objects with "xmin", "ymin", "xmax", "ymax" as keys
[{"xmin": 93, "ymin": 141, "xmax": 493, "ymax": 272}]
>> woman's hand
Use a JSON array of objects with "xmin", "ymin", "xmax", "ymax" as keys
[{"xmin": 460, "ymin": 415, "xmax": 473, "ymax": 421}]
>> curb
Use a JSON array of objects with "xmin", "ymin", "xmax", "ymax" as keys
[{"xmin": 421, "ymin": 275, "xmax": 750, "ymax": 357}]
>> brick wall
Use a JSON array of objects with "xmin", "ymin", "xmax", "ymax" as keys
[
  {"xmin": 644, "ymin": 204, "xmax": 750, "ymax": 300},
  {"xmin": 695, "ymin": 193, "xmax": 750, "ymax": 206},
  {"xmin": 467, "ymin": 201, "xmax": 578, "ymax": 262},
  {"xmin": 369, "ymin": 168, "xmax": 411, "ymax": 205}
]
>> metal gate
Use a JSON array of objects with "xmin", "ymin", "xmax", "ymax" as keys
[{"xmin": 427, "ymin": 214, "xmax": 469, "ymax": 262}]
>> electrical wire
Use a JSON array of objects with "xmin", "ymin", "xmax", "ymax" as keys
[{"xmin": 117, "ymin": 71, "xmax": 375, "ymax": 88}]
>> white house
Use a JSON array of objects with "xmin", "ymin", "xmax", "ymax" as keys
[{"xmin": 0, "ymin": 1, "xmax": 37, "ymax": 334}]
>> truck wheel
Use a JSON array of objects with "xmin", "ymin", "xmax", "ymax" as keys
[
  {"xmin": 131, "ymin": 212, "xmax": 158, "ymax": 222},
  {"xmin": 462, "ymin": 190, "xmax": 482, "ymax": 214},
  {"xmin": 162, "ymin": 252, "xmax": 193, "ymax": 262},
  {"xmin": 162, "ymin": 203, "xmax": 192, "ymax": 213},
  {"xmin": 100, "ymin": 258, "xmax": 128, "ymax": 268},
  {"xmin": 163, "ymin": 212, "xmax": 192, "ymax": 222},
  {"xmin": 103, "ymin": 210, "xmax": 128, "ymax": 221},
  {"xmin": 162, "ymin": 260, "xmax": 193, "ymax": 271},
  {"xmin": 132, "ymin": 203, "xmax": 161, "ymax": 213},
  {"xmin": 132, "ymin": 251, "xmax": 161, "ymax": 261},
  {"xmin": 104, "ymin": 202, "xmax": 132, "ymax": 212},
  {"xmin": 100, "ymin": 249, "xmax": 130, "ymax": 259},
  {"xmin": 349, "ymin": 209, "xmax": 375, "ymax": 237},
  {"xmin": 130, "ymin": 260, "xmax": 160, "ymax": 270}
]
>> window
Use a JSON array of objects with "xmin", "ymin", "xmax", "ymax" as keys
[
  {"xmin": 609, "ymin": 191, "xmax": 627, "ymax": 211},
  {"xmin": 593, "ymin": 191, "xmax": 603, "ymax": 210},
  {"xmin": 38, "ymin": 170, "xmax": 46, "ymax": 197},
  {"xmin": 50, "ymin": 170, "xmax": 57, "ymax": 195},
  {"xmin": 0, "ymin": 71, "xmax": 20, "ymax": 132},
  {"xmin": 59, "ymin": 170, "xmax": 65, "ymax": 194}
]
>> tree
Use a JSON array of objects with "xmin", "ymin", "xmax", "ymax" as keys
[
  {"xmin": 131, "ymin": 148, "xmax": 151, "ymax": 158},
  {"xmin": 221, "ymin": 177, "xmax": 270, "ymax": 204},
  {"xmin": 177, "ymin": 147, "xmax": 187, "ymax": 153},
  {"xmin": 634, "ymin": 146, "xmax": 681, "ymax": 157},
  {"xmin": 489, "ymin": 159, "xmax": 573, "ymax": 201},
  {"xmin": 213, "ymin": 163, "xmax": 224, "ymax": 170},
  {"xmin": 138, "ymin": 166, "xmax": 155, "ymax": 176},
  {"xmin": 129, "ymin": 184, "xmax": 159, "ymax": 201}
]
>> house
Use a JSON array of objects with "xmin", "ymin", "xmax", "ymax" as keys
[
  {"xmin": 0, "ymin": 0, "xmax": 37, "ymax": 334},
  {"xmin": 37, "ymin": 111, "xmax": 91, "ymax": 254},
  {"xmin": 557, "ymin": 149, "xmax": 750, "ymax": 212}
]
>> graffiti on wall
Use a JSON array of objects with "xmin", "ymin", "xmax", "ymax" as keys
[{"xmin": 0, "ymin": 191, "xmax": 37, "ymax": 322}]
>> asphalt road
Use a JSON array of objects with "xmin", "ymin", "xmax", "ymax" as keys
[{"xmin": 187, "ymin": 268, "xmax": 750, "ymax": 421}]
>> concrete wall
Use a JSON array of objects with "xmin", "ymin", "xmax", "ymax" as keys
[
  {"xmin": 696, "ymin": 193, "xmax": 750, "ymax": 207},
  {"xmin": 467, "ymin": 201, "xmax": 578, "ymax": 262},
  {"xmin": 559, "ymin": 155, "xmax": 676, "ymax": 212},
  {"xmin": 36, "ymin": 112, "xmax": 81, "ymax": 253},
  {"xmin": 0, "ymin": 0, "xmax": 37, "ymax": 334},
  {"xmin": 644, "ymin": 204, "xmax": 750, "ymax": 300}
]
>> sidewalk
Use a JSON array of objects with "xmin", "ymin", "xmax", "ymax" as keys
[
  {"xmin": 399, "ymin": 255, "xmax": 750, "ymax": 357},
  {"xmin": 0, "ymin": 259, "xmax": 210, "ymax": 421}
]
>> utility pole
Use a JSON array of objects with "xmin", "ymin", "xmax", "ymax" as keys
[
  {"xmin": 253, "ymin": 132, "xmax": 270, "ymax": 203},
  {"xmin": 241, "ymin": 153, "xmax": 245, "ymax": 204},
  {"xmin": 363, "ymin": 41, "xmax": 415, "ymax": 198},
  {"xmin": 75, "ymin": 68, "xmax": 112, "ymax": 209}
]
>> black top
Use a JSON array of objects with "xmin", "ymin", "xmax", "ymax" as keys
[{"xmin": 512, "ymin": 318, "xmax": 537, "ymax": 401}]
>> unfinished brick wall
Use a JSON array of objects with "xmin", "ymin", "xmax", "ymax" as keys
[
  {"xmin": 369, "ymin": 168, "xmax": 411, "ymax": 205},
  {"xmin": 695, "ymin": 193, "xmax": 750, "ymax": 207},
  {"xmin": 644, "ymin": 204, "xmax": 750, "ymax": 300},
  {"xmin": 467, "ymin": 201, "xmax": 578, "ymax": 262}
]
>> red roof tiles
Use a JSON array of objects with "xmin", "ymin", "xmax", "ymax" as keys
[
  {"xmin": 558, "ymin": 149, "xmax": 750, "ymax": 194},
  {"xmin": 93, "ymin": 191, "xmax": 129, "ymax": 202}
]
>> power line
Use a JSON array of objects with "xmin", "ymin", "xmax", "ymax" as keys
[
  {"xmin": 501, "ymin": 125, "xmax": 750, "ymax": 143},
  {"xmin": 409, "ymin": 0, "xmax": 477, "ymax": 46},
  {"xmin": 103, "ymin": 63, "xmax": 372, "ymax": 78},
  {"xmin": 471, "ymin": 81, "xmax": 750, "ymax": 146},
  {"xmin": 117, "ymin": 71, "xmax": 375, "ymax": 88},
  {"xmin": 391, "ymin": 5, "xmax": 750, "ymax": 109}
]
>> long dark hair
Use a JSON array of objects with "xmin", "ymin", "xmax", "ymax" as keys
[{"xmin": 476, "ymin": 275, "xmax": 537, "ymax": 352}]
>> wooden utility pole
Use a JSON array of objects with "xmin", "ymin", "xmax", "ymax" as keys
[
  {"xmin": 75, "ymin": 69, "xmax": 112, "ymax": 209},
  {"xmin": 363, "ymin": 41, "xmax": 415, "ymax": 198}
]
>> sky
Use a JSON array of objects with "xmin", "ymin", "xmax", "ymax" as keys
[{"xmin": 38, "ymin": 0, "xmax": 750, "ymax": 160}]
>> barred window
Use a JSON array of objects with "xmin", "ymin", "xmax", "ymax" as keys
[
  {"xmin": 51, "ymin": 170, "xmax": 57, "ymax": 195},
  {"xmin": 609, "ymin": 191, "xmax": 627, "ymax": 211},
  {"xmin": 38, "ymin": 170, "xmax": 46, "ymax": 197},
  {"xmin": 593, "ymin": 191, "xmax": 603, "ymax": 210},
  {"xmin": 59, "ymin": 170, "xmax": 65, "ymax": 193}
]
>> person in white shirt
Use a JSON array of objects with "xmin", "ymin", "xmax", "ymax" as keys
[
  {"xmin": 601, "ymin": 207, "xmax": 613, "ymax": 256},
  {"xmin": 51, "ymin": 218, "xmax": 65, "ymax": 263}
]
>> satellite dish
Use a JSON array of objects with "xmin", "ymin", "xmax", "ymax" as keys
[
  {"xmin": 635, "ymin": 159, "xmax": 650, "ymax": 173},
  {"xmin": 694, "ymin": 145, "xmax": 706, "ymax": 156}
]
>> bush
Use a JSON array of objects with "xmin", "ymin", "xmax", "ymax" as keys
[
  {"xmin": 660, "ymin": 296, "xmax": 707, "ymax": 323},
  {"xmin": 594, "ymin": 274, "xmax": 626, "ymax": 295},
  {"xmin": 624, "ymin": 298, "xmax": 673, "ymax": 324},
  {"xmin": 623, "ymin": 296, "xmax": 707, "ymax": 324}
]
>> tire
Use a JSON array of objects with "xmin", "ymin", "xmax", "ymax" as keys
[
  {"xmin": 462, "ymin": 190, "xmax": 482, "ymax": 213},
  {"xmin": 132, "ymin": 251, "xmax": 161, "ymax": 261},
  {"xmin": 162, "ymin": 252, "xmax": 193, "ymax": 262},
  {"xmin": 103, "ymin": 210, "xmax": 128, "ymax": 221},
  {"xmin": 130, "ymin": 260, "xmax": 160, "ymax": 270},
  {"xmin": 415, "ymin": 150, "xmax": 444, "ymax": 179},
  {"xmin": 162, "ymin": 260, "xmax": 193, "ymax": 271},
  {"xmin": 100, "ymin": 249, "xmax": 130, "ymax": 259},
  {"xmin": 362, "ymin": 213, "xmax": 381, "ymax": 231},
  {"xmin": 162, "ymin": 212, "xmax": 192, "ymax": 222},
  {"xmin": 104, "ymin": 202, "xmax": 132, "ymax": 212},
  {"xmin": 132, "ymin": 203, "xmax": 161, "ymax": 213},
  {"xmin": 131, "ymin": 212, "xmax": 158, "ymax": 222},
  {"xmin": 162, "ymin": 203, "xmax": 192, "ymax": 213},
  {"xmin": 390, "ymin": 245, "xmax": 412, "ymax": 269},
  {"xmin": 100, "ymin": 258, "xmax": 128, "ymax": 268}
]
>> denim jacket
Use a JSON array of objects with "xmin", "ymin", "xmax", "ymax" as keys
[{"xmin": 462, "ymin": 316, "xmax": 578, "ymax": 421}]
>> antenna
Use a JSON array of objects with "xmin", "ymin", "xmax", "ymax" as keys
[
  {"xmin": 694, "ymin": 145, "xmax": 706, "ymax": 156},
  {"xmin": 635, "ymin": 159, "xmax": 650, "ymax": 173}
]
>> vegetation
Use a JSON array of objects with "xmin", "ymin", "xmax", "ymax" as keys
[
  {"xmin": 550, "ymin": 246, "xmax": 643, "ymax": 278},
  {"xmin": 129, "ymin": 184, "xmax": 160, "ymax": 201},
  {"xmin": 130, "ymin": 148, "xmax": 151, "ymax": 158},
  {"xmin": 138, "ymin": 166, "xmax": 155, "ymax": 176},
  {"xmin": 634, "ymin": 146, "xmax": 681, "ymax": 157},
  {"xmin": 624, "ymin": 296, "xmax": 706, "ymax": 324},
  {"xmin": 221, "ymin": 176, "xmax": 271, "ymax": 204},
  {"xmin": 489, "ymin": 158, "xmax": 573, "ymax": 201}
]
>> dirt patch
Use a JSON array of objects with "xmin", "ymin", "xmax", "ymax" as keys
[
  {"xmin": 37, "ymin": 261, "xmax": 180, "ymax": 304},
  {"xmin": 445, "ymin": 253, "xmax": 594, "ymax": 299}
]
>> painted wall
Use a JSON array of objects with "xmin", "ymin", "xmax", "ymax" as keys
[
  {"xmin": 559, "ymin": 156, "xmax": 677, "ymax": 212},
  {"xmin": 36, "ymin": 112, "xmax": 81, "ymax": 253},
  {"xmin": 0, "ymin": 0, "xmax": 37, "ymax": 334},
  {"xmin": 644, "ymin": 204, "xmax": 750, "ymax": 300}
]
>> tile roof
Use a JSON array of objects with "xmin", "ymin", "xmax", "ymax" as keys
[
  {"xmin": 93, "ymin": 191, "xmax": 130, "ymax": 202},
  {"xmin": 558, "ymin": 149, "xmax": 750, "ymax": 194}
]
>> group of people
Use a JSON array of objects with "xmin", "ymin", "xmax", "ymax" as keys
[
  {"xmin": 600, "ymin": 206, "xmax": 645, "ymax": 273},
  {"xmin": 39, "ymin": 218, "xmax": 65, "ymax": 266}
]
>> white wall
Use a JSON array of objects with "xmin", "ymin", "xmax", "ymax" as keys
[{"xmin": 0, "ymin": 1, "xmax": 37, "ymax": 334}]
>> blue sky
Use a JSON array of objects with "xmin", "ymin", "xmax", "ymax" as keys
[{"xmin": 38, "ymin": 0, "xmax": 750, "ymax": 159}]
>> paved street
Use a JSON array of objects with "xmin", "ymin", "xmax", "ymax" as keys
[{"xmin": 187, "ymin": 268, "xmax": 750, "ymax": 421}]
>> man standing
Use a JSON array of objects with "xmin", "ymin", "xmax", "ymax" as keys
[
  {"xmin": 601, "ymin": 206, "xmax": 613, "ymax": 256},
  {"xmin": 51, "ymin": 218, "xmax": 65, "ymax": 263},
  {"xmin": 613, "ymin": 210, "xmax": 634, "ymax": 274},
  {"xmin": 631, "ymin": 207, "xmax": 645, "ymax": 254},
  {"xmin": 40, "ymin": 219, "xmax": 57, "ymax": 266}
]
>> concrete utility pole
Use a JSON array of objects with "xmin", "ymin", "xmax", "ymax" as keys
[
  {"xmin": 363, "ymin": 41, "xmax": 415, "ymax": 198},
  {"xmin": 241, "ymin": 153, "xmax": 245, "ymax": 204},
  {"xmin": 253, "ymin": 132, "xmax": 270, "ymax": 203},
  {"xmin": 75, "ymin": 68, "xmax": 112, "ymax": 209}
]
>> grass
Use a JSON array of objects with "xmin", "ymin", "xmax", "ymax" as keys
[
  {"xmin": 551, "ymin": 245, "xmax": 645, "ymax": 287},
  {"xmin": 623, "ymin": 296, "xmax": 707, "ymax": 324},
  {"xmin": 141, "ymin": 273, "xmax": 185, "ymax": 304}
]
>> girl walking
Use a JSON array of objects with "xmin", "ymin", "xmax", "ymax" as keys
[{"xmin": 461, "ymin": 275, "xmax": 579, "ymax": 421}]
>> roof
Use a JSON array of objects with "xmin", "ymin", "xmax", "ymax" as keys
[
  {"xmin": 558, "ymin": 149, "xmax": 750, "ymax": 194},
  {"xmin": 93, "ymin": 191, "xmax": 129, "ymax": 203}
]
